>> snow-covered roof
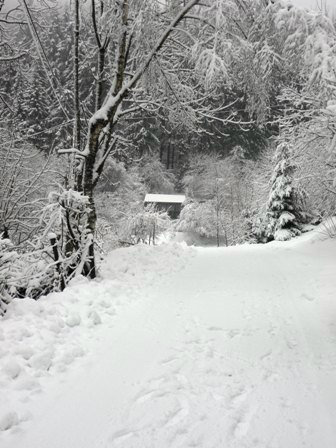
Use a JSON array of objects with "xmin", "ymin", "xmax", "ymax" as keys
[{"xmin": 144, "ymin": 194, "xmax": 186, "ymax": 204}]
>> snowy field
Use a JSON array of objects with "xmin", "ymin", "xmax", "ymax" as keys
[{"xmin": 1, "ymin": 229, "xmax": 336, "ymax": 448}]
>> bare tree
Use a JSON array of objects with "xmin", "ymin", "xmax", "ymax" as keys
[{"xmin": 60, "ymin": 0, "xmax": 202, "ymax": 277}]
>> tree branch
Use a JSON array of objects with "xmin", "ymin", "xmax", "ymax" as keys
[{"xmin": 0, "ymin": 52, "xmax": 27, "ymax": 61}]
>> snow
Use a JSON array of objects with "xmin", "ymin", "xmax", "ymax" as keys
[
  {"xmin": 1, "ymin": 230, "xmax": 336, "ymax": 447},
  {"xmin": 274, "ymin": 227, "xmax": 292, "ymax": 240},
  {"xmin": 326, "ymin": 103, "xmax": 336, "ymax": 115},
  {"xmin": 144, "ymin": 193, "xmax": 186, "ymax": 204}
]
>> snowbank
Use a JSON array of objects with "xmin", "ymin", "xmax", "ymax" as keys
[
  {"xmin": 1, "ymin": 231, "xmax": 336, "ymax": 447},
  {"xmin": 265, "ymin": 219, "xmax": 336, "ymax": 251},
  {"xmin": 0, "ymin": 243, "xmax": 193, "ymax": 434}
]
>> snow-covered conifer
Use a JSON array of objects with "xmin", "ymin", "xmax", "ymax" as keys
[{"xmin": 265, "ymin": 142, "xmax": 302, "ymax": 241}]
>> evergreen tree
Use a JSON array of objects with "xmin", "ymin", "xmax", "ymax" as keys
[
  {"xmin": 15, "ymin": 65, "xmax": 51, "ymax": 148},
  {"xmin": 265, "ymin": 142, "xmax": 302, "ymax": 241}
]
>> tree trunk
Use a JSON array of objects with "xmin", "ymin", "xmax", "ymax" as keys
[
  {"xmin": 96, "ymin": 47, "xmax": 105, "ymax": 111},
  {"xmin": 76, "ymin": 0, "xmax": 200, "ymax": 278},
  {"xmin": 73, "ymin": 0, "xmax": 81, "ymax": 152},
  {"xmin": 83, "ymin": 139, "xmax": 98, "ymax": 278}
]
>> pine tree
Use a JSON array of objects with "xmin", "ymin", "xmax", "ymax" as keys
[
  {"xmin": 20, "ymin": 66, "xmax": 51, "ymax": 147},
  {"xmin": 265, "ymin": 142, "xmax": 302, "ymax": 241}
]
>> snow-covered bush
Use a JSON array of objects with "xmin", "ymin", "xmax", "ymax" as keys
[
  {"xmin": 0, "ymin": 188, "xmax": 93, "ymax": 305},
  {"xmin": 0, "ymin": 238, "xmax": 19, "ymax": 315},
  {"xmin": 176, "ymin": 199, "xmax": 222, "ymax": 240},
  {"xmin": 6, "ymin": 244, "xmax": 60, "ymax": 300},
  {"xmin": 120, "ymin": 206, "xmax": 171, "ymax": 245},
  {"xmin": 96, "ymin": 203, "xmax": 172, "ymax": 249},
  {"xmin": 40, "ymin": 188, "xmax": 94, "ymax": 280},
  {"xmin": 177, "ymin": 152, "xmax": 255, "ymax": 246},
  {"xmin": 95, "ymin": 163, "xmax": 145, "ymax": 249},
  {"xmin": 0, "ymin": 239, "xmax": 54, "ymax": 308},
  {"xmin": 320, "ymin": 216, "xmax": 336, "ymax": 239},
  {"xmin": 177, "ymin": 199, "xmax": 232, "ymax": 246}
]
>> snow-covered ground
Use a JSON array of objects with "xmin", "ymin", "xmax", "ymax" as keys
[{"xmin": 1, "ymin": 229, "xmax": 336, "ymax": 448}]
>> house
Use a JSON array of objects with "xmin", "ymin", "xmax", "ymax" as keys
[{"xmin": 144, "ymin": 194, "xmax": 186, "ymax": 219}]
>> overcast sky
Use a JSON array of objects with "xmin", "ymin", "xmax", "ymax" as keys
[
  {"xmin": 2, "ymin": 0, "xmax": 336, "ymax": 14},
  {"xmin": 291, "ymin": 0, "xmax": 335, "ymax": 11}
]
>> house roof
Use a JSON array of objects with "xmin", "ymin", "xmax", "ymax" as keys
[{"xmin": 144, "ymin": 194, "xmax": 186, "ymax": 204}]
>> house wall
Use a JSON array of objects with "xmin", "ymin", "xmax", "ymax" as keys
[{"xmin": 144, "ymin": 202, "xmax": 182, "ymax": 219}]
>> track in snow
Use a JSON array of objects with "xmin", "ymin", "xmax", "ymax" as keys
[{"xmin": 1, "ymin": 238, "xmax": 336, "ymax": 448}]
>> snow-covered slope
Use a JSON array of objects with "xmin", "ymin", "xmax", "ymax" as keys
[{"xmin": 1, "ymin": 231, "xmax": 336, "ymax": 448}]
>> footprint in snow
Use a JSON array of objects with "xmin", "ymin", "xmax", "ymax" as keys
[
  {"xmin": 232, "ymin": 404, "xmax": 258, "ymax": 439},
  {"xmin": 109, "ymin": 429, "xmax": 135, "ymax": 444},
  {"xmin": 164, "ymin": 397, "xmax": 190, "ymax": 427},
  {"xmin": 0, "ymin": 411, "xmax": 19, "ymax": 432},
  {"xmin": 227, "ymin": 329, "xmax": 241, "ymax": 339},
  {"xmin": 230, "ymin": 387, "xmax": 251, "ymax": 409},
  {"xmin": 207, "ymin": 326, "xmax": 224, "ymax": 332},
  {"xmin": 134, "ymin": 389, "xmax": 156, "ymax": 404},
  {"xmin": 260, "ymin": 350, "xmax": 272, "ymax": 361},
  {"xmin": 301, "ymin": 293, "xmax": 315, "ymax": 302},
  {"xmin": 262, "ymin": 370, "xmax": 279, "ymax": 382},
  {"xmin": 286, "ymin": 339, "xmax": 298, "ymax": 349},
  {"xmin": 161, "ymin": 356, "xmax": 179, "ymax": 365}
]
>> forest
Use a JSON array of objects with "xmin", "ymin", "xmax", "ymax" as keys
[{"xmin": 1, "ymin": 0, "xmax": 336, "ymax": 312}]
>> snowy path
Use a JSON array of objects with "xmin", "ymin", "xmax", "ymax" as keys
[{"xmin": 1, "ymin": 237, "xmax": 336, "ymax": 448}]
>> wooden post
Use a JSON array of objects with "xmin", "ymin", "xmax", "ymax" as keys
[
  {"xmin": 153, "ymin": 221, "xmax": 156, "ymax": 245},
  {"xmin": 49, "ymin": 233, "xmax": 65, "ymax": 291}
]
